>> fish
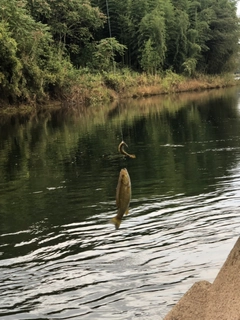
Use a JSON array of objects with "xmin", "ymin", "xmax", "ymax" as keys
[
  {"xmin": 110, "ymin": 168, "xmax": 131, "ymax": 229},
  {"xmin": 118, "ymin": 141, "xmax": 136, "ymax": 159}
]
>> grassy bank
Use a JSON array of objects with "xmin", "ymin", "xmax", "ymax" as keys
[
  {"xmin": 64, "ymin": 69, "xmax": 239, "ymax": 107},
  {"xmin": 0, "ymin": 70, "xmax": 239, "ymax": 115}
]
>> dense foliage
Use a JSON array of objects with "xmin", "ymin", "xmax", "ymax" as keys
[
  {"xmin": 93, "ymin": 0, "xmax": 240, "ymax": 74},
  {"xmin": 0, "ymin": 0, "xmax": 239, "ymax": 104}
]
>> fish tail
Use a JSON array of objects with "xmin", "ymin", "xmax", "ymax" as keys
[{"xmin": 110, "ymin": 216, "xmax": 122, "ymax": 230}]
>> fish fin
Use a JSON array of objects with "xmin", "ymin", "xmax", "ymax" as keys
[
  {"xmin": 124, "ymin": 209, "xmax": 129, "ymax": 216},
  {"xmin": 110, "ymin": 216, "xmax": 122, "ymax": 230}
]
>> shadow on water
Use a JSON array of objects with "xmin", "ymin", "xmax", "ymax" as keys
[{"xmin": 1, "ymin": 87, "xmax": 240, "ymax": 319}]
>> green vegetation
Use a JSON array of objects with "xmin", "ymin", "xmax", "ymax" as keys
[{"xmin": 0, "ymin": 0, "xmax": 239, "ymax": 107}]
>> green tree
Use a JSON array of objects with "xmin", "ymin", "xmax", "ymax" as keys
[
  {"xmin": 91, "ymin": 37, "xmax": 127, "ymax": 71},
  {"xmin": 202, "ymin": 0, "xmax": 240, "ymax": 73},
  {"xmin": 0, "ymin": 20, "xmax": 22, "ymax": 101},
  {"xmin": 138, "ymin": 8, "xmax": 166, "ymax": 73},
  {"xmin": 0, "ymin": 0, "xmax": 72, "ymax": 104},
  {"xmin": 140, "ymin": 39, "xmax": 160, "ymax": 74},
  {"xmin": 91, "ymin": 0, "xmax": 135, "ymax": 66},
  {"xmin": 27, "ymin": 0, "xmax": 106, "ymax": 67},
  {"xmin": 170, "ymin": 8, "xmax": 190, "ymax": 72}
]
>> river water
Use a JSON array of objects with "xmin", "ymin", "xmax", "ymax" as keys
[{"xmin": 1, "ymin": 87, "xmax": 240, "ymax": 319}]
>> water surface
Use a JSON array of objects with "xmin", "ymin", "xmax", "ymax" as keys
[{"xmin": 1, "ymin": 87, "xmax": 240, "ymax": 319}]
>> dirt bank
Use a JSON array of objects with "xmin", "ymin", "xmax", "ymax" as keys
[{"xmin": 164, "ymin": 237, "xmax": 240, "ymax": 320}]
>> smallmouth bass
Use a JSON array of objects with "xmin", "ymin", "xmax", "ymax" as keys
[{"xmin": 110, "ymin": 168, "xmax": 131, "ymax": 229}]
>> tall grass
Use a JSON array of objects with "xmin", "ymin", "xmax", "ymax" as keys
[
  {"xmin": 64, "ymin": 69, "xmax": 238, "ymax": 106},
  {"xmin": 3, "ymin": 68, "xmax": 238, "ymax": 111}
]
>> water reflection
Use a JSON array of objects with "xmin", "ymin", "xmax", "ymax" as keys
[{"xmin": 0, "ymin": 87, "xmax": 240, "ymax": 319}]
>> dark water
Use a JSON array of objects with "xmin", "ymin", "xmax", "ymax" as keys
[{"xmin": 1, "ymin": 87, "xmax": 240, "ymax": 319}]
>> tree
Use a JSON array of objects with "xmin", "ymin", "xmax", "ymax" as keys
[
  {"xmin": 91, "ymin": 37, "xmax": 127, "ymax": 71},
  {"xmin": 202, "ymin": 0, "xmax": 240, "ymax": 73},
  {"xmin": 138, "ymin": 9, "xmax": 166, "ymax": 73},
  {"xmin": 0, "ymin": 0, "xmax": 72, "ymax": 103},
  {"xmin": 0, "ymin": 20, "xmax": 22, "ymax": 101},
  {"xmin": 140, "ymin": 39, "xmax": 160, "ymax": 74},
  {"xmin": 26, "ymin": 0, "xmax": 106, "ymax": 67}
]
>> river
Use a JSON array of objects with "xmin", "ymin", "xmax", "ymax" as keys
[{"xmin": 1, "ymin": 87, "xmax": 240, "ymax": 319}]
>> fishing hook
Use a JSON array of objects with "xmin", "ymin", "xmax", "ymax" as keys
[{"xmin": 118, "ymin": 141, "xmax": 136, "ymax": 159}]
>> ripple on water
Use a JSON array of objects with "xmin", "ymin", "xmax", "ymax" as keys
[{"xmin": 1, "ymin": 173, "xmax": 240, "ymax": 319}]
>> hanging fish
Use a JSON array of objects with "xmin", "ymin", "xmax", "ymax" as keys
[
  {"xmin": 110, "ymin": 168, "xmax": 131, "ymax": 230},
  {"xmin": 118, "ymin": 141, "xmax": 136, "ymax": 159}
]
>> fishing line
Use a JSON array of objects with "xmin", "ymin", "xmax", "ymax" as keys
[
  {"xmin": 105, "ymin": 0, "xmax": 135, "ymax": 159},
  {"xmin": 105, "ymin": 0, "xmax": 115, "ymax": 72},
  {"xmin": 105, "ymin": 0, "xmax": 112, "ymax": 38},
  {"xmin": 105, "ymin": 0, "xmax": 123, "ymax": 142},
  {"xmin": 118, "ymin": 104, "xmax": 124, "ymax": 142}
]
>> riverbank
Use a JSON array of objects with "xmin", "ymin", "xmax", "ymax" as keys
[
  {"xmin": 0, "ymin": 71, "xmax": 239, "ymax": 115},
  {"xmin": 64, "ymin": 71, "xmax": 239, "ymax": 106},
  {"xmin": 164, "ymin": 236, "xmax": 240, "ymax": 320}
]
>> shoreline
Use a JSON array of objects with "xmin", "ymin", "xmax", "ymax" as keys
[{"xmin": 0, "ymin": 73, "xmax": 239, "ymax": 116}]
